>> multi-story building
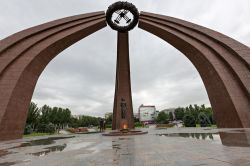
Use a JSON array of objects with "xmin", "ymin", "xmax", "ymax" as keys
[{"xmin": 138, "ymin": 104, "xmax": 157, "ymax": 123}]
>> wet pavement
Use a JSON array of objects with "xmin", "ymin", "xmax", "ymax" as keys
[{"xmin": 1, "ymin": 127, "xmax": 250, "ymax": 166}]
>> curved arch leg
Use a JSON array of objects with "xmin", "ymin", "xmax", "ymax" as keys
[
  {"xmin": 139, "ymin": 12, "xmax": 250, "ymax": 128},
  {"xmin": 0, "ymin": 12, "xmax": 106, "ymax": 141}
]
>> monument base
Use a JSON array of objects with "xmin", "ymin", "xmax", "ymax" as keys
[{"xmin": 102, "ymin": 129, "xmax": 148, "ymax": 136}]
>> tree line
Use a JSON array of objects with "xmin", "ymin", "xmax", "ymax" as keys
[
  {"xmin": 25, "ymin": 102, "xmax": 102, "ymax": 134},
  {"xmin": 26, "ymin": 102, "xmax": 216, "ymax": 134},
  {"xmin": 157, "ymin": 104, "xmax": 215, "ymax": 127}
]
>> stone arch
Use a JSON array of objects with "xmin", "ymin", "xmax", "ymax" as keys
[
  {"xmin": 0, "ymin": 11, "xmax": 106, "ymax": 140},
  {"xmin": 139, "ymin": 12, "xmax": 250, "ymax": 128},
  {"xmin": 0, "ymin": 11, "xmax": 249, "ymax": 141}
]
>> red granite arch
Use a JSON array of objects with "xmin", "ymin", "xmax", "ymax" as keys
[
  {"xmin": 0, "ymin": 11, "xmax": 250, "ymax": 141},
  {"xmin": 139, "ymin": 12, "xmax": 250, "ymax": 128},
  {"xmin": 0, "ymin": 11, "xmax": 106, "ymax": 140}
]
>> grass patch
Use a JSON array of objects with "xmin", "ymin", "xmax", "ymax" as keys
[
  {"xmin": 156, "ymin": 124, "xmax": 175, "ymax": 128},
  {"xmin": 195, "ymin": 124, "xmax": 217, "ymax": 128},
  {"xmin": 23, "ymin": 132, "xmax": 55, "ymax": 138}
]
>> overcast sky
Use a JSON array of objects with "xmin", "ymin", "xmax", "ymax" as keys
[{"xmin": 0, "ymin": 0, "xmax": 249, "ymax": 117}]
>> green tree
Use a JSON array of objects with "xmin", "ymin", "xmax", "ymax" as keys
[
  {"xmin": 69, "ymin": 117, "xmax": 80, "ymax": 128},
  {"xmin": 25, "ymin": 102, "xmax": 78, "ymax": 133},
  {"xmin": 198, "ymin": 112, "xmax": 211, "ymax": 127},
  {"xmin": 183, "ymin": 113, "xmax": 196, "ymax": 127},
  {"xmin": 169, "ymin": 112, "xmax": 174, "ymax": 121},
  {"xmin": 37, "ymin": 123, "xmax": 47, "ymax": 133},
  {"xmin": 24, "ymin": 125, "xmax": 33, "ymax": 135},
  {"xmin": 204, "ymin": 107, "xmax": 215, "ymax": 124},
  {"xmin": 57, "ymin": 107, "xmax": 64, "ymax": 129},
  {"xmin": 39, "ymin": 105, "xmax": 52, "ymax": 124},
  {"xmin": 63, "ymin": 108, "xmax": 72, "ymax": 128},
  {"xmin": 51, "ymin": 107, "xmax": 59, "ymax": 127},
  {"xmin": 174, "ymin": 107, "xmax": 185, "ymax": 120},
  {"xmin": 26, "ymin": 102, "xmax": 40, "ymax": 129},
  {"xmin": 46, "ymin": 123, "xmax": 56, "ymax": 134},
  {"xmin": 156, "ymin": 112, "xmax": 169, "ymax": 124},
  {"xmin": 193, "ymin": 104, "xmax": 200, "ymax": 123},
  {"xmin": 37, "ymin": 123, "xmax": 55, "ymax": 133},
  {"xmin": 106, "ymin": 114, "xmax": 113, "ymax": 124},
  {"xmin": 78, "ymin": 115, "xmax": 100, "ymax": 127}
]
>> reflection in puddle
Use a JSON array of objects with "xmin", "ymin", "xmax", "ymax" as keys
[
  {"xmin": 219, "ymin": 132, "xmax": 250, "ymax": 147},
  {"xmin": 63, "ymin": 142, "xmax": 94, "ymax": 151},
  {"xmin": 27, "ymin": 141, "xmax": 95, "ymax": 156},
  {"xmin": 112, "ymin": 144, "xmax": 121, "ymax": 150},
  {"xmin": 118, "ymin": 137, "xmax": 132, "ymax": 140},
  {"xmin": 74, "ymin": 142, "xmax": 112, "ymax": 159},
  {"xmin": 2, "ymin": 136, "xmax": 75, "ymax": 157},
  {"xmin": 158, "ymin": 130, "xmax": 250, "ymax": 147},
  {"xmin": 111, "ymin": 137, "xmax": 136, "ymax": 165},
  {"xmin": 26, "ymin": 140, "xmax": 96, "ymax": 156},
  {"xmin": 12, "ymin": 136, "xmax": 75, "ymax": 148},
  {"xmin": 158, "ymin": 133, "xmax": 219, "ymax": 141},
  {"xmin": 0, "ymin": 160, "xmax": 26, "ymax": 166},
  {"xmin": 0, "ymin": 149, "xmax": 16, "ymax": 158},
  {"xmin": 0, "ymin": 162, "xmax": 16, "ymax": 166},
  {"xmin": 87, "ymin": 141, "xmax": 112, "ymax": 154},
  {"xmin": 28, "ymin": 144, "xmax": 67, "ymax": 156}
]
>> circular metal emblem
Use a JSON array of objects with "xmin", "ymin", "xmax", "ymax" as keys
[{"xmin": 106, "ymin": 1, "xmax": 139, "ymax": 32}]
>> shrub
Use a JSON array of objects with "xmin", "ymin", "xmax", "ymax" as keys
[
  {"xmin": 198, "ymin": 112, "xmax": 211, "ymax": 127},
  {"xmin": 156, "ymin": 123, "xmax": 175, "ymax": 128},
  {"xmin": 37, "ymin": 123, "xmax": 46, "ymax": 133},
  {"xmin": 46, "ymin": 123, "xmax": 56, "ymax": 133},
  {"xmin": 69, "ymin": 123, "xmax": 79, "ymax": 128},
  {"xmin": 135, "ymin": 122, "xmax": 143, "ymax": 128},
  {"xmin": 37, "ymin": 123, "xmax": 55, "ymax": 134},
  {"xmin": 105, "ymin": 124, "xmax": 112, "ymax": 129},
  {"xmin": 24, "ymin": 125, "xmax": 33, "ymax": 135},
  {"xmin": 183, "ymin": 114, "xmax": 196, "ymax": 127}
]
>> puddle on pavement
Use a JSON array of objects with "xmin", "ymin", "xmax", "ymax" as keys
[
  {"xmin": 157, "ymin": 130, "xmax": 250, "ymax": 147},
  {"xmin": 27, "ymin": 141, "xmax": 95, "ymax": 157},
  {"xmin": 63, "ymin": 142, "xmax": 94, "ymax": 151},
  {"xmin": 11, "ymin": 136, "xmax": 75, "ymax": 149},
  {"xmin": 0, "ymin": 160, "xmax": 26, "ymax": 166},
  {"xmin": 118, "ymin": 137, "xmax": 132, "ymax": 140},
  {"xmin": 28, "ymin": 144, "xmax": 67, "ymax": 156},
  {"xmin": 0, "ymin": 162, "xmax": 16, "ymax": 166},
  {"xmin": 112, "ymin": 144, "xmax": 121, "ymax": 150},
  {"xmin": 219, "ymin": 131, "xmax": 250, "ymax": 147},
  {"xmin": 222, "ymin": 129, "xmax": 250, "ymax": 133},
  {"xmin": 0, "ymin": 149, "xmax": 16, "ymax": 158},
  {"xmin": 1, "ymin": 136, "xmax": 75, "ymax": 157},
  {"xmin": 158, "ymin": 133, "xmax": 219, "ymax": 141}
]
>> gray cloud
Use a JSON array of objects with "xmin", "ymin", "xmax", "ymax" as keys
[{"xmin": 0, "ymin": 0, "xmax": 249, "ymax": 117}]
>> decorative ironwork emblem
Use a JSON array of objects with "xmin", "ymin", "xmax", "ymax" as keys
[{"xmin": 106, "ymin": 1, "xmax": 139, "ymax": 32}]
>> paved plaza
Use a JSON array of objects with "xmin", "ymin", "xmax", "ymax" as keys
[{"xmin": 1, "ymin": 127, "xmax": 250, "ymax": 166}]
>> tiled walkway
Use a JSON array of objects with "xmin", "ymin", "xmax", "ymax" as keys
[{"xmin": 1, "ymin": 127, "xmax": 250, "ymax": 166}]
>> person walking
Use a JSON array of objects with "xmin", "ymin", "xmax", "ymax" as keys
[
  {"xmin": 103, "ymin": 119, "xmax": 106, "ymax": 131},
  {"xmin": 99, "ymin": 118, "xmax": 104, "ymax": 132}
]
